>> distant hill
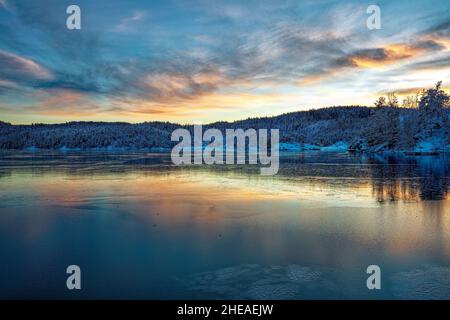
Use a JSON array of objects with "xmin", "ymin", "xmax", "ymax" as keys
[{"xmin": 1, "ymin": 105, "xmax": 449, "ymax": 152}]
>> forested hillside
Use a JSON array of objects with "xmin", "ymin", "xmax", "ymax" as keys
[{"xmin": 1, "ymin": 83, "xmax": 449, "ymax": 153}]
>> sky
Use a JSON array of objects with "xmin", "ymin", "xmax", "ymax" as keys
[{"xmin": 0, "ymin": 0, "xmax": 449, "ymax": 124}]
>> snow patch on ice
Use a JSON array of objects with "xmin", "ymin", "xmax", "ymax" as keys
[
  {"xmin": 391, "ymin": 265, "xmax": 450, "ymax": 300},
  {"xmin": 176, "ymin": 264, "xmax": 340, "ymax": 299},
  {"xmin": 320, "ymin": 141, "xmax": 349, "ymax": 152},
  {"xmin": 414, "ymin": 139, "xmax": 440, "ymax": 153}
]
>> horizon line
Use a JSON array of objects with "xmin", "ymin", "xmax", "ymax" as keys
[{"xmin": 2, "ymin": 104, "xmax": 376, "ymax": 126}]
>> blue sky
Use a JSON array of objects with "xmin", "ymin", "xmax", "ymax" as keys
[{"xmin": 0, "ymin": 0, "xmax": 449, "ymax": 124}]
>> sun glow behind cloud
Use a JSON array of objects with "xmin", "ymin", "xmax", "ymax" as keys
[{"xmin": 0, "ymin": 0, "xmax": 449, "ymax": 124}]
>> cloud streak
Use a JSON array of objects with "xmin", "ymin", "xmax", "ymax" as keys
[
  {"xmin": 113, "ymin": 11, "xmax": 147, "ymax": 32},
  {"xmin": 0, "ymin": 50, "xmax": 53, "ymax": 85}
]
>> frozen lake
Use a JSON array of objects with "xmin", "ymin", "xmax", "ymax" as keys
[{"xmin": 0, "ymin": 151, "xmax": 449, "ymax": 299}]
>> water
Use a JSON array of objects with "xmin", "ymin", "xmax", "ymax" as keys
[{"xmin": 0, "ymin": 151, "xmax": 449, "ymax": 299}]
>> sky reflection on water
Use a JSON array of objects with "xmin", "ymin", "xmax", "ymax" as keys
[{"xmin": 0, "ymin": 151, "xmax": 449, "ymax": 299}]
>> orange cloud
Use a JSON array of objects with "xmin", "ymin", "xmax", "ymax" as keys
[
  {"xmin": 298, "ymin": 69, "xmax": 342, "ymax": 85},
  {"xmin": 349, "ymin": 42, "xmax": 438, "ymax": 69},
  {"xmin": 298, "ymin": 39, "xmax": 446, "ymax": 85},
  {"xmin": 381, "ymin": 85, "xmax": 450, "ymax": 97},
  {"xmin": 352, "ymin": 46, "xmax": 409, "ymax": 68},
  {"xmin": 143, "ymin": 69, "xmax": 230, "ymax": 103},
  {"xmin": 123, "ymin": 91, "xmax": 291, "ymax": 118},
  {"xmin": 30, "ymin": 89, "xmax": 101, "ymax": 116}
]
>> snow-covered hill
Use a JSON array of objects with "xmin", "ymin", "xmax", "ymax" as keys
[{"xmin": 1, "ymin": 80, "xmax": 449, "ymax": 153}]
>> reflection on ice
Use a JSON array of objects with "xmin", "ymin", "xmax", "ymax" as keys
[
  {"xmin": 0, "ymin": 150, "xmax": 448, "ymax": 202},
  {"xmin": 0, "ymin": 151, "xmax": 449, "ymax": 299},
  {"xmin": 369, "ymin": 154, "xmax": 449, "ymax": 202}
]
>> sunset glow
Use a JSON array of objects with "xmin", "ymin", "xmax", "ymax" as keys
[{"xmin": 0, "ymin": 0, "xmax": 449, "ymax": 124}]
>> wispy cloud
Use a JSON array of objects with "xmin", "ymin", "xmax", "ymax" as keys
[
  {"xmin": 113, "ymin": 11, "xmax": 147, "ymax": 32},
  {"xmin": 0, "ymin": 50, "xmax": 53, "ymax": 83}
]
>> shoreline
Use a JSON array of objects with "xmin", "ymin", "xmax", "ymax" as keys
[{"xmin": 0, "ymin": 146, "xmax": 449, "ymax": 156}]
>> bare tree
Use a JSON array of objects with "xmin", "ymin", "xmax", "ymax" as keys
[
  {"xmin": 374, "ymin": 96, "xmax": 387, "ymax": 108},
  {"xmin": 387, "ymin": 93, "xmax": 399, "ymax": 108}
]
